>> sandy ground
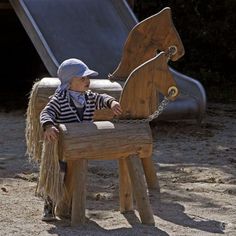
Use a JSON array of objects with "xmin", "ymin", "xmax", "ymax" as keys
[{"xmin": 0, "ymin": 102, "xmax": 236, "ymax": 236}]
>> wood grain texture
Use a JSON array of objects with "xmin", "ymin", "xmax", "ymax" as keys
[
  {"xmin": 110, "ymin": 7, "xmax": 184, "ymax": 81},
  {"xmin": 71, "ymin": 159, "xmax": 88, "ymax": 226},
  {"xmin": 59, "ymin": 122, "xmax": 153, "ymax": 161},
  {"xmin": 126, "ymin": 155, "xmax": 154, "ymax": 225},
  {"xmin": 119, "ymin": 52, "xmax": 178, "ymax": 119},
  {"xmin": 141, "ymin": 158, "xmax": 159, "ymax": 190},
  {"xmin": 119, "ymin": 159, "xmax": 133, "ymax": 212}
]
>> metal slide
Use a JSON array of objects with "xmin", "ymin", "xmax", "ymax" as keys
[{"xmin": 10, "ymin": 0, "xmax": 206, "ymax": 122}]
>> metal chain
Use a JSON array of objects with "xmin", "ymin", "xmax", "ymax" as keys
[
  {"xmin": 146, "ymin": 95, "xmax": 171, "ymax": 122},
  {"xmin": 112, "ymin": 89, "xmax": 175, "ymax": 124}
]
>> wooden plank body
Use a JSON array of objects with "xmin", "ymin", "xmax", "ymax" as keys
[{"xmin": 59, "ymin": 122, "xmax": 153, "ymax": 161}]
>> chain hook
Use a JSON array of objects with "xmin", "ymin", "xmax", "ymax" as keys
[{"xmin": 166, "ymin": 45, "xmax": 178, "ymax": 60}]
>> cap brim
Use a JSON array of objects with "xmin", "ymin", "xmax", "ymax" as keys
[{"xmin": 82, "ymin": 69, "xmax": 98, "ymax": 77}]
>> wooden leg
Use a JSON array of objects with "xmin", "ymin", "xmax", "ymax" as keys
[
  {"xmin": 141, "ymin": 157, "xmax": 160, "ymax": 191},
  {"xmin": 71, "ymin": 159, "xmax": 88, "ymax": 226},
  {"xmin": 119, "ymin": 159, "xmax": 133, "ymax": 213},
  {"xmin": 126, "ymin": 155, "xmax": 154, "ymax": 225}
]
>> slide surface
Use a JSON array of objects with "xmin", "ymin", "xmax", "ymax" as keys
[{"xmin": 10, "ymin": 0, "xmax": 206, "ymax": 122}]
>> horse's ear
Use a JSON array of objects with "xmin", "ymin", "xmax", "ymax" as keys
[
  {"xmin": 118, "ymin": 52, "xmax": 177, "ymax": 120},
  {"xmin": 109, "ymin": 7, "xmax": 185, "ymax": 82}
]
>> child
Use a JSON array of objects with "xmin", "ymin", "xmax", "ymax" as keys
[{"xmin": 40, "ymin": 58, "xmax": 122, "ymax": 221}]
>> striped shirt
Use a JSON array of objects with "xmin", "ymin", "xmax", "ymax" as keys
[{"xmin": 40, "ymin": 90, "xmax": 115, "ymax": 127}]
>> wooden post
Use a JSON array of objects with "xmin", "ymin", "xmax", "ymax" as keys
[
  {"xmin": 126, "ymin": 155, "xmax": 154, "ymax": 225},
  {"xmin": 119, "ymin": 159, "xmax": 133, "ymax": 212},
  {"xmin": 71, "ymin": 159, "xmax": 88, "ymax": 226},
  {"xmin": 141, "ymin": 158, "xmax": 159, "ymax": 191}
]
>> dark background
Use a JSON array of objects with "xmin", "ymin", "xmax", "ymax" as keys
[{"xmin": 0, "ymin": 0, "xmax": 235, "ymax": 111}]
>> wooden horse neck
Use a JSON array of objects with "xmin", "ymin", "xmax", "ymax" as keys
[{"xmin": 118, "ymin": 52, "xmax": 177, "ymax": 120}]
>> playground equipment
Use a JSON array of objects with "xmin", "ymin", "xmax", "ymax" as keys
[
  {"xmin": 30, "ymin": 8, "xmax": 182, "ymax": 226},
  {"xmin": 42, "ymin": 51, "xmax": 180, "ymax": 226},
  {"xmin": 10, "ymin": 0, "xmax": 206, "ymax": 122},
  {"xmin": 24, "ymin": 7, "xmax": 184, "ymax": 164},
  {"xmin": 9, "ymin": 0, "xmax": 205, "ymax": 226}
]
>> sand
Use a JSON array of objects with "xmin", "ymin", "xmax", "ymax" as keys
[{"xmin": 0, "ymin": 102, "xmax": 236, "ymax": 236}]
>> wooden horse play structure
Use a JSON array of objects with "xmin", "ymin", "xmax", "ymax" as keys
[
  {"xmin": 26, "ymin": 6, "xmax": 183, "ymax": 162},
  {"xmin": 54, "ymin": 53, "xmax": 179, "ymax": 226},
  {"xmin": 26, "ymin": 7, "xmax": 184, "ymax": 225}
]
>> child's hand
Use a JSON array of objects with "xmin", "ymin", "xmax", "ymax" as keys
[
  {"xmin": 44, "ymin": 125, "xmax": 59, "ymax": 142},
  {"xmin": 111, "ymin": 101, "xmax": 122, "ymax": 116}
]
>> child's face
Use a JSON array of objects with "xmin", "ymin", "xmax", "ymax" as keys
[{"xmin": 69, "ymin": 76, "xmax": 90, "ymax": 92}]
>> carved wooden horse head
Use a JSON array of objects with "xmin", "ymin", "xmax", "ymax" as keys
[
  {"xmin": 109, "ymin": 7, "xmax": 184, "ymax": 81},
  {"xmin": 118, "ymin": 52, "xmax": 178, "ymax": 120}
]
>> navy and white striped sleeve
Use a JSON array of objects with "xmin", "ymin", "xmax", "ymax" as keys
[
  {"xmin": 40, "ymin": 95, "xmax": 61, "ymax": 126},
  {"xmin": 93, "ymin": 92, "xmax": 115, "ymax": 110}
]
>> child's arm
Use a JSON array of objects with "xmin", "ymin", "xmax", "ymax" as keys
[
  {"xmin": 93, "ymin": 92, "xmax": 122, "ymax": 115},
  {"xmin": 40, "ymin": 95, "xmax": 60, "ymax": 141}
]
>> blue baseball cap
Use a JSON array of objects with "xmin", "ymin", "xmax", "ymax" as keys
[{"xmin": 57, "ymin": 58, "xmax": 98, "ymax": 89}]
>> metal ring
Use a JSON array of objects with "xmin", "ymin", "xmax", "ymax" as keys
[
  {"xmin": 168, "ymin": 45, "xmax": 178, "ymax": 56},
  {"xmin": 168, "ymin": 86, "xmax": 178, "ymax": 97}
]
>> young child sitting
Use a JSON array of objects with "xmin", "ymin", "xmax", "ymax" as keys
[{"xmin": 40, "ymin": 58, "xmax": 122, "ymax": 221}]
